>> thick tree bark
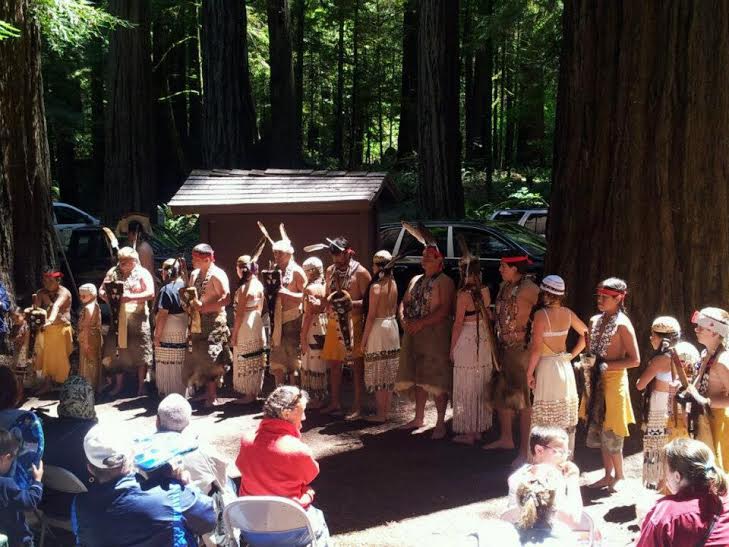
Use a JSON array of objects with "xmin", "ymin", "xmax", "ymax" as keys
[
  {"xmin": 105, "ymin": 0, "xmax": 156, "ymax": 222},
  {"xmin": 549, "ymin": 1, "xmax": 729, "ymax": 356},
  {"xmin": 397, "ymin": 0, "xmax": 418, "ymax": 160},
  {"xmin": 293, "ymin": 0, "xmax": 305, "ymax": 156},
  {"xmin": 0, "ymin": 0, "xmax": 56, "ymax": 300},
  {"xmin": 201, "ymin": 0, "xmax": 257, "ymax": 169},
  {"xmin": 267, "ymin": 0, "xmax": 299, "ymax": 167},
  {"xmin": 417, "ymin": 0, "xmax": 463, "ymax": 218},
  {"xmin": 332, "ymin": 6, "xmax": 345, "ymax": 167}
]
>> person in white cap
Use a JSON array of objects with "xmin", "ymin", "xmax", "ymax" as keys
[
  {"xmin": 526, "ymin": 275, "xmax": 588, "ymax": 454},
  {"xmin": 269, "ymin": 229, "xmax": 307, "ymax": 387},
  {"xmin": 73, "ymin": 423, "xmax": 216, "ymax": 547},
  {"xmin": 684, "ymin": 307, "xmax": 729, "ymax": 470},
  {"xmin": 636, "ymin": 317, "xmax": 696, "ymax": 490},
  {"xmin": 300, "ymin": 257, "xmax": 328, "ymax": 408},
  {"xmin": 77, "ymin": 283, "xmax": 103, "ymax": 391},
  {"xmin": 361, "ymin": 250, "xmax": 400, "ymax": 423}
]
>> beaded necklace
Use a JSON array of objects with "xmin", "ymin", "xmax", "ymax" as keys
[{"xmin": 589, "ymin": 311, "xmax": 620, "ymax": 358}]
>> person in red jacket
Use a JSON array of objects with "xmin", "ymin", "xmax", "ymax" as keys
[
  {"xmin": 236, "ymin": 385, "xmax": 329, "ymax": 544},
  {"xmin": 637, "ymin": 438, "xmax": 729, "ymax": 546}
]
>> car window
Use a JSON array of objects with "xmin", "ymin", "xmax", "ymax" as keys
[
  {"xmin": 491, "ymin": 211, "xmax": 522, "ymax": 222},
  {"xmin": 399, "ymin": 226, "xmax": 448, "ymax": 257},
  {"xmin": 54, "ymin": 205, "xmax": 87, "ymax": 225},
  {"xmin": 452, "ymin": 227, "xmax": 510, "ymax": 257},
  {"xmin": 523, "ymin": 213, "xmax": 547, "ymax": 235},
  {"xmin": 494, "ymin": 223, "xmax": 547, "ymax": 257},
  {"xmin": 378, "ymin": 226, "xmax": 401, "ymax": 253}
]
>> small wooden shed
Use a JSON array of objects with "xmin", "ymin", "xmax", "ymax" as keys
[{"xmin": 168, "ymin": 168, "xmax": 396, "ymax": 277}]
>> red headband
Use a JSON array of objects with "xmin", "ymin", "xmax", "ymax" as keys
[
  {"xmin": 501, "ymin": 255, "xmax": 532, "ymax": 265},
  {"xmin": 597, "ymin": 287, "xmax": 626, "ymax": 298},
  {"xmin": 43, "ymin": 271, "xmax": 63, "ymax": 279},
  {"xmin": 192, "ymin": 250, "xmax": 215, "ymax": 262}
]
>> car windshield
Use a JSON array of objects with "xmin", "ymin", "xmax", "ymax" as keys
[
  {"xmin": 491, "ymin": 222, "xmax": 546, "ymax": 258},
  {"xmin": 491, "ymin": 211, "xmax": 522, "ymax": 222}
]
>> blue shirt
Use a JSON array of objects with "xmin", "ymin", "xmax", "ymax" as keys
[
  {"xmin": 73, "ymin": 473, "xmax": 216, "ymax": 547},
  {"xmin": 0, "ymin": 281, "xmax": 10, "ymax": 335},
  {"xmin": 157, "ymin": 279, "xmax": 185, "ymax": 316},
  {"xmin": 0, "ymin": 474, "xmax": 43, "ymax": 547}
]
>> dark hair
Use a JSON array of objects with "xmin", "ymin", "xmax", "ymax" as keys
[
  {"xmin": 528, "ymin": 426, "xmax": 569, "ymax": 456},
  {"xmin": 598, "ymin": 277, "xmax": 628, "ymax": 313},
  {"xmin": 193, "ymin": 243, "xmax": 214, "ymax": 255},
  {"xmin": 0, "ymin": 366, "xmax": 18, "ymax": 410},
  {"xmin": 329, "ymin": 236, "xmax": 349, "ymax": 255},
  {"xmin": 128, "ymin": 221, "xmax": 143, "ymax": 236},
  {"xmin": 515, "ymin": 466, "xmax": 560, "ymax": 531},
  {"xmin": 0, "ymin": 429, "xmax": 20, "ymax": 456},
  {"xmin": 501, "ymin": 250, "xmax": 530, "ymax": 274},
  {"xmin": 665, "ymin": 438, "xmax": 728, "ymax": 515}
]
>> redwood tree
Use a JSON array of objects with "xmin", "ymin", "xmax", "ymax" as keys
[
  {"xmin": 417, "ymin": 0, "xmax": 463, "ymax": 218},
  {"xmin": 396, "ymin": 0, "xmax": 417, "ymax": 161},
  {"xmin": 0, "ymin": 0, "xmax": 56, "ymax": 300},
  {"xmin": 548, "ymin": 1, "xmax": 729, "ymax": 349},
  {"xmin": 201, "ymin": 0, "xmax": 257, "ymax": 169},
  {"xmin": 104, "ymin": 0, "xmax": 156, "ymax": 222},
  {"xmin": 267, "ymin": 0, "xmax": 299, "ymax": 166}
]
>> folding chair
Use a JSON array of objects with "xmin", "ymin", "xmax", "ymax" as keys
[
  {"xmin": 36, "ymin": 465, "xmax": 88, "ymax": 547},
  {"xmin": 223, "ymin": 496, "xmax": 317, "ymax": 547}
]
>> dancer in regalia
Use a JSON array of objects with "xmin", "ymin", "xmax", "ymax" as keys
[
  {"xmin": 153, "ymin": 259, "xmax": 187, "ymax": 397},
  {"xmin": 361, "ymin": 251, "xmax": 400, "ymax": 423},
  {"xmin": 231, "ymin": 243, "xmax": 267, "ymax": 404},
  {"xmin": 300, "ymin": 257, "xmax": 328, "ymax": 408},
  {"xmin": 36, "ymin": 270, "xmax": 74, "ymax": 389},
  {"xmin": 77, "ymin": 284, "xmax": 103, "ymax": 392},
  {"xmin": 582, "ymin": 278, "xmax": 639, "ymax": 491},
  {"xmin": 527, "ymin": 275, "xmax": 586, "ymax": 452}
]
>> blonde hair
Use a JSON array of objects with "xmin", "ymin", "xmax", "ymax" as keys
[
  {"xmin": 664, "ymin": 438, "xmax": 728, "ymax": 514},
  {"xmin": 117, "ymin": 247, "xmax": 139, "ymax": 262},
  {"xmin": 515, "ymin": 464, "xmax": 561, "ymax": 530}
]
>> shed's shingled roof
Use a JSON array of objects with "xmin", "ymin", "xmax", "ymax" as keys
[{"xmin": 169, "ymin": 169, "xmax": 392, "ymax": 214}]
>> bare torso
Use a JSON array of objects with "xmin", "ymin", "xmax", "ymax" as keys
[
  {"xmin": 190, "ymin": 264, "xmax": 230, "ymax": 315},
  {"xmin": 38, "ymin": 287, "xmax": 72, "ymax": 324}
]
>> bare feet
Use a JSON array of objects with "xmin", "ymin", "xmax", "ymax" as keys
[
  {"xmin": 345, "ymin": 410, "xmax": 363, "ymax": 421},
  {"xmin": 452, "ymin": 434, "xmax": 475, "ymax": 445},
  {"xmin": 588, "ymin": 475, "xmax": 615, "ymax": 489},
  {"xmin": 203, "ymin": 398, "xmax": 220, "ymax": 409},
  {"xmin": 610, "ymin": 477, "xmax": 626, "ymax": 493},
  {"xmin": 399, "ymin": 418, "xmax": 425, "ymax": 430},
  {"xmin": 431, "ymin": 423, "xmax": 447, "ymax": 440},
  {"xmin": 365, "ymin": 415, "xmax": 388, "ymax": 423},
  {"xmin": 482, "ymin": 438, "xmax": 515, "ymax": 450}
]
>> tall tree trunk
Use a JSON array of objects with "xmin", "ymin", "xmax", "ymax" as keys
[
  {"xmin": 463, "ymin": 0, "xmax": 475, "ymax": 161},
  {"xmin": 201, "ymin": 0, "xmax": 257, "ymax": 169},
  {"xmin": 397, "ymin": 0, "xmax": 418, "ymax": 160},
  {"xmin": 417, "ymin": 0, "xmax": 463, "ymax": 218},
  {"xmin": 105, "ymin": 0, "xmax": 156, "ymax": 222},
  {"xmin": 0, "ymin": 0, "xmax": 56, "ymax": 300},
  {"xmin": 478, "ymin": 0, "xmax": 494, "ymax": 189},
  {"xmin": 293, "ymin": 0, "xmax": 305, "ymax": 157},
  {"xmin": 549, "ymin": 1, "xmax": 729, "ymax": 362},
  {"xmin": 88, "ymin": 39, "xmax": 105, "ymax": 208},
  {"xmin": 267, "ymin": 0, "xmax": 299, "ymax": 167},
  {"xmin": 332, "ymin": 5, "xmax": 345, "ymax": 167},
  {"xmin": 348, "ymin": 0, "xmax": 361, "ymax": 169}
]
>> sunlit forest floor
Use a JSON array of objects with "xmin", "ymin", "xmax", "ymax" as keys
[{"xmin": 25, "ymin": 371, "xmax": 646, "ymax": 546}]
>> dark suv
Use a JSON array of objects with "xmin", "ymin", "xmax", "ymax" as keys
[{"xmin": 378, "ymin": 220, "xmax": 546, "ymax": 298}]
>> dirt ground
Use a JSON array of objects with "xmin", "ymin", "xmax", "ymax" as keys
[{"xmin": 25, "ymin": 374, "xmax": 652, "ymax": 547}]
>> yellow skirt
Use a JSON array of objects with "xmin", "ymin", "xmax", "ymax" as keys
[
  {"xmin": 40, "ymin": 323, "xmax": 73, "ymax": 383},
  {"xmin": 710, "ymin": 408, "xmax": 729, "ymax": 471},
  {"xmin": 602, "ymin": 369, "xmax": 635, "ymax": 438},
  {"xmin": 321, "ymin": 314, "xmax": 363, "ymax": 362}
]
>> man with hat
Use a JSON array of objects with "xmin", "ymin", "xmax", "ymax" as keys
[
  {"xmin": 73, "ymin": 423, "xmax": 216, "ymax": 546},
  {"xmin": 182, "ymin": 243, "xmax": 231, "ymax": 407},
  {"xmin": 269, "ymin": 232, "xmax": 307, "ymax": 387},
  {"xmin": 36, "ymin": 269, "xmax": 74, "ymax": 388},
  {"xmin": 485, "ymin": 252, "xmax": 539, "ymax": 458}
]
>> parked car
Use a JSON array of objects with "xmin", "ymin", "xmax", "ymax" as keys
[
  {"xmin": 378, "ymin": 220, "xmax": 546, "ymax": 299},
  {"xmin": 53, "ymin": 201, "xmax": 100, "ymax": 250},
  {"xmin": 489, "ymin": 208, "xmax": 548, "ymax": 237}
]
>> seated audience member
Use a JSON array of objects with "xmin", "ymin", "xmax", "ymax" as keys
[
  {"xmin": 506, "ymin": 426, "xmax": 582, "ymax": 528},
  {"xmin": 156, "ymin": 394, "xmax": 235, "ymax": 500},
  {"xmin": 514, "ymin": 464, "xmax": 578, "ymax": 546},
  {"xmin": 636, "ymin": 438, "xmax": 729, "ymax": 546},
  {"xmin": 38, "ymin": 376, "xmax": 98, "ymax": 518},
  {"xmin": 0, "ymin": 428, "xmax": 43, "ymax": 547},
  {"xmin": 73, "ymin": 423, "xmax": 216, "ymax": 547},
  {"xmin": 236, "ymin": 386, "xmax": 330, "ymax": 545}
]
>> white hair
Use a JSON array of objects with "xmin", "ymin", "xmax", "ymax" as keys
[
  {"xmin": 79, "ymin": 283, "xmax": 98, "ymax": 297},
  {"xmin": 117, "ymin": 246, "xmax": 140, "ymax": 262},
  {"xmin": 157, "ymin": 394, "xmax": 192, "ymax": 432}
]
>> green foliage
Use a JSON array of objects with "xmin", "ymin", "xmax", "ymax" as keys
[
  {"xmin": 153, "ymin": 205, "xmax": 199, "ymax": 252},
  {"xmin": 0, "ymin": 20, "xmax": 20, "ymax": 40},
  {"xmin": 464, "ymin": 167, "xmax": 550, "ymax": 219},
  {"xmin": 34, "ymin": 0, "xmax": 129, "ymax": 53}
]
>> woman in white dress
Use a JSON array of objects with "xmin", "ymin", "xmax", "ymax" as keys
[
  {"xmin": 231, "ymin": 253, "xmax": 266, "ymax": 404},
  {"xmin": 300, "ymin": 257, "xmax": 328, "ymax": 408}
]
